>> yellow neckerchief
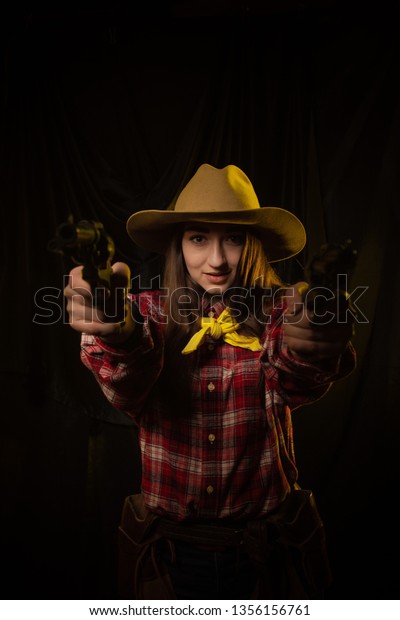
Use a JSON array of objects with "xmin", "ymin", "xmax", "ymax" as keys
[{"xmin": 181, "ymin": 307, "xmax": 262, "ymax": 355}]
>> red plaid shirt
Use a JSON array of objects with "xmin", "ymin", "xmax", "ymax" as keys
[{"xmin": 81, "ymin": 291, "xmax": 355, "ymax": 522}]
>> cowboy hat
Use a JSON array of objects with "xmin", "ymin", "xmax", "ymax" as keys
[{"xmin": 126, "ymin": 164, "xmax": 306, "ymax": 262}]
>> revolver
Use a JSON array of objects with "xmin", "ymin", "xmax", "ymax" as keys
[{"xmin": 48, "ymin": 216, "xmax": 115, "ymax": 304}]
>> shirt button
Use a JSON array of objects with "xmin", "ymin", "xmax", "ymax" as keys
[
  {"xmin": 208, "ymin": 344, "xmax": 215, "ymax": 351},
  {"xmin": 208, "ymin": 433, "xmax": 216, "ymax": 444},
  {"xmin": 207, "ymin": 382, "xmax": 215, "ymax": 392},
  {"xmin": 206, "ymin": 485, "xmax": 214, "ymax": 495}
]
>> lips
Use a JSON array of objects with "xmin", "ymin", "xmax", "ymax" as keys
[{"xmin": 205, "ymin": 272, "xmax": 230, "ymax": 283}]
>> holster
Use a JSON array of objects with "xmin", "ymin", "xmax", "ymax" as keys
[
  {"xmin": 117, "ymin": 493, "xmax": 176, "ymax": 599},
  {"xmin": 118, "ymin": 488, "xmax": 332, "ymax": 600},
  {"xmin": 243, "ymin": 487, "xmax": 332, "ymax": 599}
]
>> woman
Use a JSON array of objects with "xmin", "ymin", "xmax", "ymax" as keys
[{"xmin": 64, "ymin": 164, "xmax": 356, "ymax": 600}]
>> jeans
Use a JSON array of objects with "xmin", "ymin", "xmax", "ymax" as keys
[{"xmin": 161, "ymin": 540, "xmax": 258, "ymax": 600}]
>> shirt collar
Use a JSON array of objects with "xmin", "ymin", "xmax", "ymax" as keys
[{"xmin": 201, "ymin": 296, "xmax": 225, "ymax": 318}]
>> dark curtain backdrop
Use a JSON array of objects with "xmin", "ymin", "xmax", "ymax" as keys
[{"xmin": 1, "ymin": 4, "xmax": 399, "ymax": 600}]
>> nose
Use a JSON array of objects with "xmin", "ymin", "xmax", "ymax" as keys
[{"xmin": 208, "ymin": 239, "xmax": 227, "ymax": 269}]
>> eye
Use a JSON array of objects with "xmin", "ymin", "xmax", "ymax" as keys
[
  {"xmin": 189, "ymin": 234, "xmax": 206, "ymax": 244},
  {"xmin": 226, "ymin": 234, "xmax": 245, "ymax": 246}
]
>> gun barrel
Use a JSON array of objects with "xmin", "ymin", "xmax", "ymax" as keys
[{"xmin": 56, "ymin": 221, "xmax": 98, "ymax": 247}]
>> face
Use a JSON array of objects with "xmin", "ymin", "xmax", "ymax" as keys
[{"xmin": 181, "ymin": 223, "xmax": 245, "ymax": 294}]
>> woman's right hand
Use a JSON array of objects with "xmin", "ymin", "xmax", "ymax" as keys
[{"xmin": 64, "ymin": 261, "xmax": 136, "ymax": 344}]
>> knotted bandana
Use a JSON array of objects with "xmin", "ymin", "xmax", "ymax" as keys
[{"xmin": 181, "ymin": 308, "xmax": 262, "ymax": 355}]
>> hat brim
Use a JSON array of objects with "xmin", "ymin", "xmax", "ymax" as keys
[{"xmin": 126, "ymin": 207, "xmax": 306, "ymax": 262}]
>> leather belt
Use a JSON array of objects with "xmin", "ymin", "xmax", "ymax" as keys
[{"xmin": 157, "ymin": 518, "xmax": 245, "ymax": 548}]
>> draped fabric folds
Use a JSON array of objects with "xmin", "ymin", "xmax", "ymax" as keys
[{"xmin": 0, "ymin": 8, "xmax": 399, "ymax": 599}]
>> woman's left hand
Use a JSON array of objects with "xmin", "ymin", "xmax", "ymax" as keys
[{"xmin": 282, "ymin": 281, "xmax": 354, "ymax": 362}]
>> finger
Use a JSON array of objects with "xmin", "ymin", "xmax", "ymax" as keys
[
  {"xmin": 68, "ymin": 304, "xmax": 108, "ymax": 325},
  {"xmin": 284, "ymin": 330, "xmax": 351, "ymax": 358},
  {"xmin": 284, "ymin": 329, "xmax": 352, "ymax": 359},
  {"xmin": 284, "ymin": 321, "xmax": 353, "ymax": 342},
  {"xmin": 111, "ymin": 262, "xmax": 131, "ymax": 289},
  {"xmin": 287, "ymin": 341, "xmax": 348, "ymax": 361},
  {"xmin": 70, "ymin": 318, "xmax": 124, "ymax": 337},
  {"xmin": 64, "ymin": 268, "xmax": 92, "ymax": 298},
  {"xmin": 283, "ymin": 281, "xmax": 309, "ymax": 315},
  {"xmin": 64, "ymin": 282, "xmax": 95, "ymax": 304}
]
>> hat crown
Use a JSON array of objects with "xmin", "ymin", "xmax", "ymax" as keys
[
  {"xmin": 126, "ymin": 162, "xmax": 306, "ymax": 261},
  {"xmin": 174, "ymin": 164, "xmax": 260, "ymax": 214}
]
